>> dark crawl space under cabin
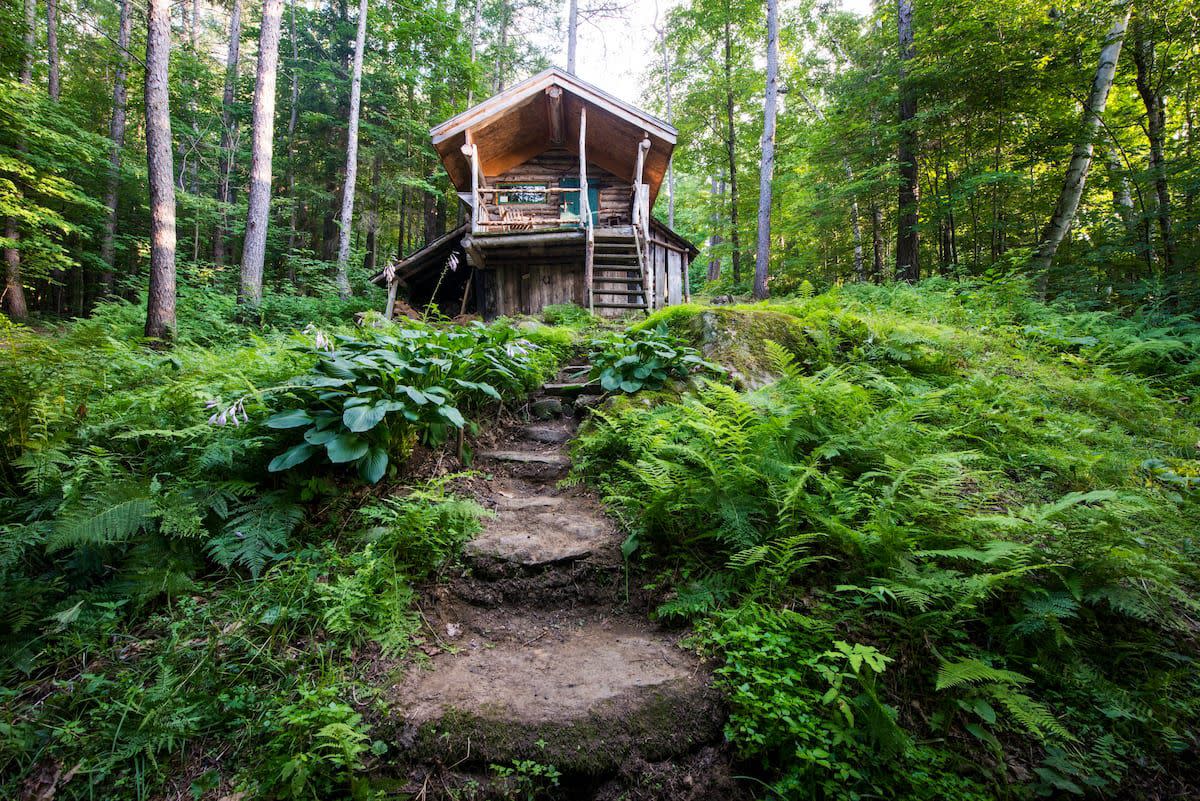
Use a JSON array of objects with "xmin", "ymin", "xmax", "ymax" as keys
[{"xmin": 370, "ymin": 68, "xmax": 698, "ymax": 319}]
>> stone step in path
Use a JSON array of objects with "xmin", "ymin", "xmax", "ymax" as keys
[{"xmin": 380, "ymin": 367, "xmax": 732, "ymax": 798}]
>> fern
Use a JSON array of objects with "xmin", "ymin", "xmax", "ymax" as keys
[{"xmin": 207, "ymin": 491, "xmax": 305, "ymax": 577}]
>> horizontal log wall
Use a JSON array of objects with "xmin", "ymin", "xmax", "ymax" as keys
[{"xmin": 486, "ymin": 148, "xmax": 632, "ymax": 227}]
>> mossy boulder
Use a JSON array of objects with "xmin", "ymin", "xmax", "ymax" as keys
[{"xmin": 633, "ymin": 303, "xmax": 870, "ymax": 387}]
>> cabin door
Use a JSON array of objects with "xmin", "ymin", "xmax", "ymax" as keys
[{"xmin": 560, "ymin": 178, "xmax": 599, "ymax": 227}]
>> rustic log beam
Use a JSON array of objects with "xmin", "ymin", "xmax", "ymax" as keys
[{"xmin": 546, "ymin": 86, "xmax": 564, "ymax": 145}]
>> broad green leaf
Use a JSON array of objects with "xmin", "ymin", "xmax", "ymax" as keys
[
  {"xmin": 343, "ymin": 404, "xmax": 388, "ymax": 433},
  {"xmin": 326, "ymin": 434, "xmax": 369, "ymax": 463},
  {"xmin": 266, "ymin": 409, "xmax": 313, "ymax": 429},
  {"xmin": 359, "ymin": 447, "xmax": 389, "ymax": 483},
  {"xmin": 269, "ymin": 443, "xmax": 319, "ymax": 472}
]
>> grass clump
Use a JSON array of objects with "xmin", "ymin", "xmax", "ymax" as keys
[{"xmin": 573, "ymin": 280, "xmax": 1200, "ymax": 799}]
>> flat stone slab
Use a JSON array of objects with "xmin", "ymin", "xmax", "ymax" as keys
[
  {"xmin": 401, "ymin": 621, "xmax": 698, "ymax": 723},
  {"xmin": 478, "ymin": 450, "xmax": 570, "ymax": 466},
  {"xmin": 389, "ymin": 613, "xmax": 723, "ymax": 773},
  {"xmin": 465, "ymin": 507, "xmax": 613, "ymax": 565},
  {"xmin": 519, "ymin": 424, "xmax": 572, "ymax": 444}
]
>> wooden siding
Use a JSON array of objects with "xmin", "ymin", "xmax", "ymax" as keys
[{"xmin": 485, "ymin": 148, "xmax": 632, "ymax": 229}]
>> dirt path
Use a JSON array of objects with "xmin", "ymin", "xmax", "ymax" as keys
[{"xmin": 380, "ymin": 374, "xmax": 737, "ymax": 799}]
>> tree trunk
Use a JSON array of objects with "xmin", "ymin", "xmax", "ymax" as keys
[
  {"xmin": 752, "ymin": 0, "xmax": 779, "ymax": 300},
  {"xmin": 494, "ymin": 2, "xmax": 509, "ymax": 92},
  {"xmin": 708, "ymin": 176, "xmax": 723, "ymax": 281},
  {"xmin": 21, "ymin": 0, "xmax": 35, "ymax": 85},
  {"xmin": 657, "ymin": 22, "xmax": 676, "ymax": 228},
  {"xmin": 723, "ymin": 17, "xmax": 741, "ymax": 284},
  {"xmin": 6, "ymin": 0, "xmax": 37, "ymax": 318},
  {"xmin": 365, "ymin": 152, "xmax": 381, "ymax": 275},
  {"xmin": 239, "ymin": 0, "xmax": 285, "ymax": 308},
  {"xmin": 286, "ymin": 0, "xmax": 300, "ymax": 260},
  {"xmin": 1132, "ymin": 18, "xmax": 1175, "ymax": 270},
  {"xmin": 467, "ymin": 0, "xmax": 482, "ymax": 103},
  {"xmin": 871, "ymin": 200, "xmax": 884, "ymax": 281},
  {"xmin": 896, "ymin": 0, "xmax": 919, "ymax": 281},
  {"xmin": 1030, "ymin": 7, "xmax": 1131, "ymax": 280},
  {"xmin": 214, "ymin": 0, "xmax": 243, "ymax": 266},
  {"xmin": 334, "ymin": 0, "xmax": 368, "ymax": 299},
  {"xmin": 1106, "ymin": 147, "xmax": 1137, "ymax": 237},
  {"xmin": 144, "ymin": 0, "xmax": 177, "ymax": 340},
  {"xmin": 47, "ymin": 0, "xmax": 60, "ymax": 100},
  {"xmin": 567, "ymin": 0, "xmax": 578, "ymax": 74},
  {"xmin": 100, "ymin": 0, "xmax": 133, "ymax": 297}
]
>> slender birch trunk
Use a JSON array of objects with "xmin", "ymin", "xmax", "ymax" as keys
[
  {"xmin": 656, "ymin": 19, "xmax": 676, "ymax": 228},
  {"xmin": 239, "ymin": 0, "xmax": 285, "ymax": 308},
  {"xmin": 100, "ymin": 0, "xmax": 133, "ymax": 297},
  {"xmin": 896, "ymin": 0, "xmax": 919, "ymax": 281},
  {"xmin": 1031, "ymin": 7, "xmax": 1131, "ymax": 279},
  {"xmin": 468, "ymin": 0, "xmax": 482, "ymax": 103},
  {"xmin": 214, "ymin": 0, "xmax": 243, "ymax": 266},
  {"xmin": 752, "ymin": 0, "xmax": 779, "ymax": 300},
  {"xmin": 567, "ymin": 0, "xmax": 578, "ymax": 74},
  {"xmin": 334, "ymin": 0, "xmax": 369, "ymax": 299},
  {"xmin": 145, "ymin": 0, "xmax": 177, "ymax": 340}
]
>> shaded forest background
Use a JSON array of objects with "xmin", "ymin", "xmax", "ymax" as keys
[{"xmin": 0, "ymin": 0, "xmax": 1197, "ymax": 322}]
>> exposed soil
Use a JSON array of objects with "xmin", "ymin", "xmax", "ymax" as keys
[{"xmin": 373, "ymin": 367, "xmax": 740, "ymax": 799}]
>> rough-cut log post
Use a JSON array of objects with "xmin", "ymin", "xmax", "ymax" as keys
[
  {"xmin": 334, "ymin": 0, "xmax": 369, "ymax": 299},
  {"xmin": 580, "ymin": 107, "xmax": 594, "ymax": 312},
  {"xmin": 462, "ymin": 139, "xmax": 481, "ymax": 233},
  {"xmin": 144, "ymin": 0, "xmax": 177, "ymax": 340},
  {"xmin": 100, "ymin": 0, "xmax": 133, "ymax": 297},
  {"xmin": 546, "ymin": 86, "xmax": 564, "ymax": 145},
  {"xmin": 239, "ymin": 0, "xmax": 285, "ymax": 308},
  {"xmin": 1031, "ymin": 6, "xmax": 1131, "ymax": 281}
]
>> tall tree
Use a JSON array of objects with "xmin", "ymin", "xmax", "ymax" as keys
[
  {"xmin": 145, "ymin": 0, "xmax": 178, "ymax": 339},
  {"xmin": 100, "ymin": 0, "xmax": 133, "ymax": 297},
  {"xmin": 214, "ymin": 0, "xmax": 243, "ymax": 266},
  {"xmin": 239, "ymin": 0, "xmax": 285, "ymax": 308},
  {"xmin": 46, "ymin": 0, "xmax": 60, "ymax": 101},
  {"xmin": 1030, "ymin": 6, "xmax": 1132, "ymax": 277},
  {"xmin": 752, "ymin": 0, "xmax": 779, "ymax": 299},
  {"xmin": 21, "ymin": 0, "xmax": 35, "ymax": 85},
  {"xmin": 654, "ymin": 4, "xmax": 675, "ymax": 228},
  {"xmin": 1132, "ymin": 11, "xmax": 1175, "ymax": 270},
  {"xmin": 567, "ymin": 0, "xmax": 578, "ymax": 73},
  {"xmin": 723, "ymin": 12, "xmax": 742, "ymax": 284},
  {"xmin": 895, "ymin": 0, "xmax": 919, "ymax": 281},
  {"xmin": 334, "ymin": 0, "xmax": 369, "ymax": 299}
]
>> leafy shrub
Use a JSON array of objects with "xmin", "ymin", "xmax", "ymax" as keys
[
  {"xmin": 587, "ymin": 323, "xmax": 720, "ymax": 393},
  {"xmin": 573, "ymin": 286, "xmax": 1200, "ymax": 797},
  {"xmin": 247, "ymin": 320, "xmax": 548, "ymax": 483},
  {"xmin": 541, "ymin": 302, "xmax": 598, "ymax": 328}
]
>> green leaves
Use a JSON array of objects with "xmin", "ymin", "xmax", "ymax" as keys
[
  {"xmin": 589, "ymin": 324, "xmax": 722, "ymax": 394},
  {"xmin": 266, "ymin": 324, "xmax": 542, "ymax": 483}
]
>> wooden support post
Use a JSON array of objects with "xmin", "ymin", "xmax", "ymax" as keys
[
  {"xmin": 546, "ymin": 86, "xmax": 564, "ymax": 145},
  {"xmin": 580, "ymin": 106, "xmax": 594, "ymax": 312},
  {"xmin": 461, "ymin": 135, "xmax": 481, "ymax": 234}
]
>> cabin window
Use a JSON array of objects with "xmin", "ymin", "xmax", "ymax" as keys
[{"xmin": 497, "ymin": 183, "xmax": 547, "ymax": 204}]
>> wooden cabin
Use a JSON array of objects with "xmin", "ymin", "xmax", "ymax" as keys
[{"xmin": 371, "ymin": 68, "xmax": 697, "ymax": 319}]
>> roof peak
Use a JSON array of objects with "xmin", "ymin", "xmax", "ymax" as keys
[{"xmin": 431, "ymin": 67, "xmax": 676, "ymax": 144}]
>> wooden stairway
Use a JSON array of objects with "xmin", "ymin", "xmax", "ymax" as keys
[{"xmin": 589, "ymin": 230, "xmax": 650, "ymax": 312}]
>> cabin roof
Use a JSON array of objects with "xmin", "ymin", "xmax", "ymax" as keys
[{"xmin": 431, "ymin": 68, "xmax": 677, "ymax": 207}]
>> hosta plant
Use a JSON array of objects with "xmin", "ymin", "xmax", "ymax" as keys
[
  {"xmin": 588, "ymin": 324, "xmax": 720, "ymax": 393},
  {"xmin": 266, "ymin": 323, "xmax": 542, "ymax": 482}
]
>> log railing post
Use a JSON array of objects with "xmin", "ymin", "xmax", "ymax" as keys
[{"xmin": 580, "ymin": 107, "xmax": 594, "ymax": 312}]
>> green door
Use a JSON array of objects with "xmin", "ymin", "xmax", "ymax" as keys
[{"xmin": 560, "ymin": 177, "xmax": 599, "ymax": 227}]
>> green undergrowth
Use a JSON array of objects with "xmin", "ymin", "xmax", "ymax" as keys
[
  {"xmin": 574, "ymin": 279, "xmax": 1200, "ymax": 799},
  {"xmin": 0, "ymin": 292, "xmax": 575, "ymax": 798}
]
